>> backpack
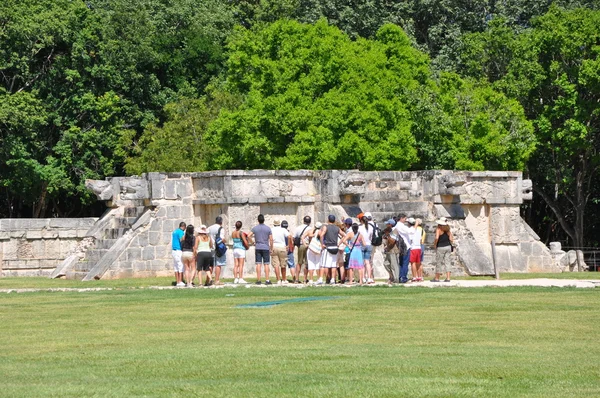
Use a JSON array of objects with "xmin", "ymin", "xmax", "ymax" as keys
[
  {"xmin": 397, "ymin": 236, "xmax": 408, "ymax": 257},
  {"xmin": 294, "ymin": 225, "xmax": 309, "ymax": 247},
  {"xmin": 215, "ymin": 227, "xmax": 227, "ymax": 257},
  {"xmin": 370, "ymin": 222, "xmax": 383, "ymax": 246}
]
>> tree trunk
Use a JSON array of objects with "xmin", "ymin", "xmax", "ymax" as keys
[{"xmin": 33, "ymin": 182, "xmax": 48, "ymax": 218}]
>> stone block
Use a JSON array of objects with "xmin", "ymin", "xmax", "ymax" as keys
[
  {"xmin": 165, "ymin": 180, "xmax": 178, "ymax": 200},
  {"xmin": 142, "ymin": 247, "xmax": 155, "ymax": 261},
  {"xmin": 166, "ymin": 206, "xmax": 181, "ymax": 219},
  {"xmin": 0, "ymin": 219, "xmax": 10, "ymax": 230},
  {"xmin": 58, "ymin": 230, "xmax": 78, "ymax": 238},
  {"xmin": 49, "ymin": 219, "xmax": 80, "ymax": 229},
  {"xmin": 180, "ymin": 206, "xmax": 193, "ymax": 219},
  {"xmin": 151, "ymin": 180, "xmax": 165, "ymax": 199},
  {"xmin": 161, "ymin": 233, "xmax": 171, "ymax": 245},
  {"xmin": 8, "ymin": 219, "xmax": 27, "ymax": 230},
  {"xmin": 78, "ymin": 218, "xmax": 98, "ymax": 229},
  {"xmin": 397, "ymin": 181, "xmax": 412, "ymax": 190},
  {"xmin": 457, "ymin": 238, "xmax": 494, "ymax": 275},
  {"xmin": 149, "ymin": 232, "xmax": 161, "ymax": 246},
  {"xmin": 45, "ymin": 240, "xmax": 61, "ymax": 259},
  {"xmin": 150, "ymin": 219, "xmax": 162, "ymax": 232},
  {"xmin": 26, "ymin": 230, "xmax": 43, "ymax": 240},
  {"xmin": 127, "ymin": 248, "xmax": 141, "ymax": 261},
  {"xmin": 133, "ymin": 261, "xmax": 147, "ymax": 271},
  {"xmin": 434, "ymin": 204, "xmax": 465, "ymax": 219},
  {"xmin": 155, "ymin": 207, "xmax": 167, "ymax": 218},
  {"xmin": 0, "ymin": 231, "xmax": 9, "ymax": 240},
  {"xmin": 10, "ymin": 230, "xmax": 26, "ymax": 239},
  {"xmin": 150, "ymin": 260, "xmax": 168, "ymax": 270},
  {"xmin": 520, "ymin": 242, "xmax": 533, "ymax": 256},
  {"xmin": 136, "ymin": 234, "xmax": 149, "ymax": 247},
  {"xmin": 176, "ymin": 180, "xmax": 192, "ymax": 198},
  {"xmin": 161, "ymin": 220, "xmax": 174, "ymax": 233},
  {"xmin": 155, "ymin": 245, "xmax": 170, "ymax": 258},
  {"xmin": 247, "ymin": 196, "xmax": 267, "ymax": 204},
  {"xmin": 40, "ymin": 230, "xmax": 58, "ymax": 239},
  {"xmin": 31, "ymin": 240, "xmax": 45, "ymax": 256},
  {"xmin": 266, "ymin": 196, "xmax": 285, "ymax": 203},
  {"xmin": 29, "ymin": 219, "xmax": 49, "ymax": 229}
]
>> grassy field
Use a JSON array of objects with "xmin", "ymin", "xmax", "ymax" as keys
[{"xmin": 1, "ymin": 284, "xmax": 599, "ymax": 397}]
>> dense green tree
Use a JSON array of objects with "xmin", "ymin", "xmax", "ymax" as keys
[
  {"xmin": 207, "ymin": 21, "xmax": 424, "ymax": 170},
  {"xmin": 0, "ymin": 0, "xmax": 234, "ymax": 217},
  {"xmin": 198, "ymin": 20, "xmax": 534, "ymax": 172},
  {"xmin": 459, "ymin": 6, "xmax": 600, "ymax": 247}
]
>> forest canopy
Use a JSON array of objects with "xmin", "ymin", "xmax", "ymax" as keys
[{"xmin": 0, "ymin": 1, "xmax": 598, "ymax": 247}]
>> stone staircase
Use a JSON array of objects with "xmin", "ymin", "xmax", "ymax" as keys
[{"xmin": 65, "ymin": 206, "xmax": 144, "ymax": 280}]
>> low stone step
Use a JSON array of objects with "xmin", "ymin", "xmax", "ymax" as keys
[
  {"xmin": 95, "ymin": 238, "xmax": 117, "ymax": 250},
  {"xmin": 85, "ymin": 249, "xmax": 109, "ymax": 263},
  {"xmin": 65, "ymin": 270, "xmax": 88, "ymax": 280},
  {"xmin": 114, "ymin": 217, "xmax": 137, "ymax": 228},
  {"xmin": 104, "ymin": 228, "xmax": 127, "ymax": 239}
]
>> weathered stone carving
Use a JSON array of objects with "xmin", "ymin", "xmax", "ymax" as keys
[
  {"xmin": 522, "ymin": 179, "xmax": 533, "ymax": 201},
  {"xmin": 86, "ymin": 180, "xmax": 113, "ymax": 201}
]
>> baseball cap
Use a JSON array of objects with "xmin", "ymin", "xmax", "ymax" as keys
[{"xmin": 384, "ymin": 219, "xmax": 396, "ymax": 227}]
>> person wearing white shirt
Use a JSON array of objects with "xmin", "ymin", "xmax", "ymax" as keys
[
  {"xmin": 357, "ymin": 212, "xmax": 374, "ymax": 284},
  {"xmin": 408, "ymin": 218, "xmax": 423, "ymax": 282},
  {"xmin": 271, "ymin": 220, "xmax": 291, "ymax": 285},
  {"xmin": 393, "ymin": 213, "xmax": 412, "ymax": 283}
]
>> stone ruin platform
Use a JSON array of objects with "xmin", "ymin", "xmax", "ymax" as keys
[{"xmin": 1, "ymin": 169, "xmax": 582, "ymax": 279}]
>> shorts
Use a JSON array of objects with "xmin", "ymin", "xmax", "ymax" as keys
[
  {"xmin": 337, "ymin": 250, "xmax": 344, "ymax": 267},
  {"xmin": 287, "ymin": 252, "xmax": 295, "ymax": 268},
  {"xmin": 196, "ymin": 252, "xmax": 213, "ymax": 271},
  {"xmin": 321, "ymin": 250, "xmax": 338, "ymax": 269},
  {"xmin": 297, "ymin": 245, "xmax": 308, "ymax": 268},
  {"xmin": 255, "ymin": 249, "xmax": 270, "ymax": 264},
  {"xmin": 362, "ymin": 245, "xmax": 373, "ymax": 261},
  {"xmin": 272, "ymin": 247, "xmax": 287, "ymax": 269},
  {"xmin": 410, "ymin": 248, "xmax": 422, "ymax": 263},
  {"xmin": 172, "ymin": 250, "xmax": 184, "ymax": 273},
  {"xmin": 233, "ymin": 248, "xmax": 246, "ymax": 259},
  {"xmin": 214, "ymin": 253, "xmax": 226, "ymax": 267},
  {"xmin": 182, "ymin": 251, "xmax": 194, "ymax": 260},
  {"xmin": 307, "ymin": 249, "xmax": 321, "ymax": 271}
]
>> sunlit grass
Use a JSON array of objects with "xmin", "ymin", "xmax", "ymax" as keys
[{"xmin": 1, "ymin": 287, "xmax": 599, "ymax": 397}]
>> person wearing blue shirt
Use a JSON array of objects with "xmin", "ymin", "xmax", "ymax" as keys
[{"xmin": 172, "ymin": 222, "xmax": 186, "ymax": 287}]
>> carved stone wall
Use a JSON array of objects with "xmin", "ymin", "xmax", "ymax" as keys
[
  {"xmin": 1, "ymin": 170, "xmax": 561, "ymax": 279},
  {"xmin": 0, "ymin": 218, "xmax": 97, "ymax": 277}
]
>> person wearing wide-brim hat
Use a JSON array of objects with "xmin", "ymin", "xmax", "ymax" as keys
[
  {"xmin": 431, "ymin": 218, "xmax": 454, "ymax": 282},
  {"xmin": 196, "ymin": 225, "xmax": 214, "ymax": 286}
]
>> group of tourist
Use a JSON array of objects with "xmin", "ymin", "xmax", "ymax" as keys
[{"xmin": 171, "ymin": 213, "xmax": 454, "ymax": 287}]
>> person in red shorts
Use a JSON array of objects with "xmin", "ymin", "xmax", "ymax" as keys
[{"xmin": 408, "ymin": 217, "xmax": 423, "ymax": 282}]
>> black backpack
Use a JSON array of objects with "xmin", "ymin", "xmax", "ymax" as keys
[
  {"xmin": 294, "ymin": 225, "xmax": 309, "ymax": 247},
  {"xmin": 370, "ymin": 222, "xmax": 383, "ymax": 246},
  {"xmin": 397, "ymin": 237, "xmax": 408, "ymax": 257}
]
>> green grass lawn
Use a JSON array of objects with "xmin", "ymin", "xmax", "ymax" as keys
[{"xmin": 1, "ymin": 286, "xmax": 599, "ymax": 397}]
